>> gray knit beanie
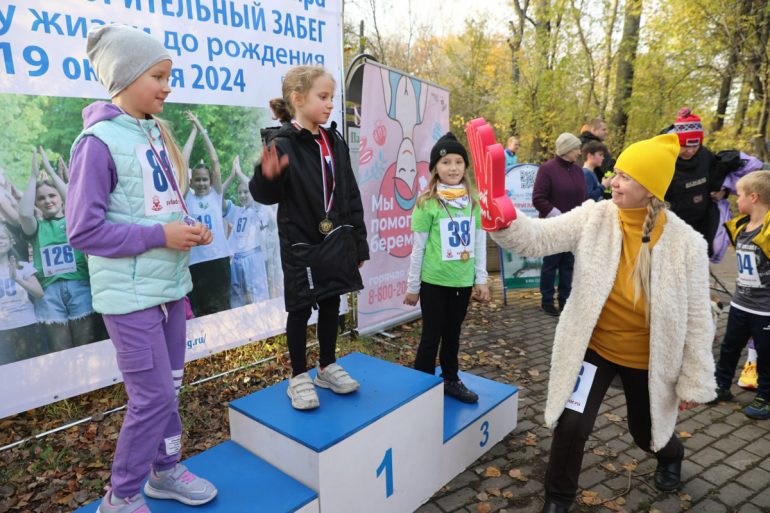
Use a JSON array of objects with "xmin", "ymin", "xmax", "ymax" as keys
[
  {"xmin": 87, "ymin": 24, "xmax": 172, "ymax": 97},
  {"xmin": 555, "ymin": 133, "xmax": 581, "ymax": 157}
]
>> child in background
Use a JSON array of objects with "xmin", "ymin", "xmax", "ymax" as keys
[
  {"xmin": 18, "ymin": 150, "xmax": 97, "ymax": 351},
  {"xmin": 713, "ymin": 171, "xmax": 770, "ymax": 420},
  {"xmin": 582, "ymin": 141, "xmax": 611, "ymax": 201},
  {"xmin": 504, "ymin": 136, "xmax": 520, "ymax": 171},
  {"xmin": 0, "ymin": 222, "xmax": 44, "ymax": 364},
  {"xmin": 251, "ymin": 65, "xmax": 369, "ymax": 410},
  {"xmin": 225, "ymin": 156, "xmax": 270, "ymax": 307},
  {"xmin": 404, "ymin": 133, "xmax": 489, "ymax": 404},
  {"xmin": 67, "ymin": 24, "xmax": 216, "ymax": 512},
  {"xmin": 183, "ymin": 111, "xmax": 233, "ymax": 317}
]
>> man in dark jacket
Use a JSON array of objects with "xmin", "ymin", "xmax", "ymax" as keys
[{"xmin": 532, "ymin": 133, "xmax": 586, "ymax": 316}]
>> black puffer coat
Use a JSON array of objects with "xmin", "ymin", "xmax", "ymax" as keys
[{"xmin": 250, "ymin": 122, "xmax": 369, "ymax": 311}]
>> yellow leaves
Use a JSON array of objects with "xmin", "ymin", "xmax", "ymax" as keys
[
  {"xmin": 604, "ymin": 413, "xmax": 623, "ymax": 422},
  {"xmin": 580, "ymin": 490, "xmax": 603, "ymax": 506},
  {"xmin": 679, "ymin": 431, "xmax": 693, "ymax": 439},
  {"xmin": 508, "ymin": 468, "xmax": 529, "ymax": 481},
  {"xmin": 601, "ymin": 462, "xmax": 618, "ymax": 473},
  {"xmin": 523, "ymin": 431, "xmax": 539, "ymax": 446},
  {"xmin": 484, "ymin": 466, "xmax": 501, "ymax": 477},
  {"xmin": 622, "ymin": 460, "xmax": 638, "ymax": 472}
]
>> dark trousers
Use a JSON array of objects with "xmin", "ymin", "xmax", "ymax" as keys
[
  {"xmin": 545, "ymin": 349, "xmax": 684, "ymax": 507},
  {"xmin": 188, "ymin": 257, "xmax": 231, "ymax": 317},
  {"xmin": 715, "ymin": 306, "xmax": 770, "ymax": 400},
  {"xmin": 540, "ymin": 252, "xmax": 574, "ymax": 306},
  {"xmin": 414, "ymin": 282, "xmax": 472, "ymax": 381},
  {"xmin": 286, "ymin": 295, "xmax": 340, "ymax": 377}
]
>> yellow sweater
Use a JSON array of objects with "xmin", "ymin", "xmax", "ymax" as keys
[{"xmin": 588, "ymin": 207, "xmax": 665, "ymax": 369}]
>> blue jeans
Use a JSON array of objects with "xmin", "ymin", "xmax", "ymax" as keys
[
  {"xmin": 715, "ymin": 306, "xmax": 770, "ymax": 400},
  {"xmin": 540, "ymin": 252, "xmax": 574, "ymax": 307}
]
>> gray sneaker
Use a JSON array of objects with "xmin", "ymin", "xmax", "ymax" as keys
[
  {"xmin": 287, "ymin": 372, "xmax": 320, "ymax": 410},
  {"xmin": 97, "ymin": 491, "xmax": 151, "ymax": 513},
  {"xmin": 143, "ymin": 464, "xmax": 217, "ymax": 506},
  {"xmin": 314, "ymin": 362, "xmax": 360, "ymax": 394}
]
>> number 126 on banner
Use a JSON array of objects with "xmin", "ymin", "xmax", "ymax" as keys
[{"xmin": 465, "ymin": 118, "xmax": 516, "ymax": 231}]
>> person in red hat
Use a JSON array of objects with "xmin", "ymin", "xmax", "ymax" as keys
[{"xmin": 662, "ymin": 108, "xmax": 723, "ymax": 255}]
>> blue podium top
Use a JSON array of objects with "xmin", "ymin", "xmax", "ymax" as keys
[
  {"xmin": 443, "ymin": 371, "xmax": 518, "ymax": 443},
  {"xmin": 229, "ymin": 352, "xmax": 443, "ymax": 452},
  {"xmin": 72, "ymin": 441, "xmax": 317, "ymax": 513}
]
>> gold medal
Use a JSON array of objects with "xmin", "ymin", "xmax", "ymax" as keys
[
  {"xmin": 460, "ymin": 250, "xmax": 470, "ymax": 261},
  {"xmin": 319, "ymin": 217, "xmax": 333, "ymax": 235}
]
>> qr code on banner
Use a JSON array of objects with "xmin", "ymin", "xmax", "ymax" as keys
[{"xmin": 520, "ymin": 169, "xmax": 537, "ymax": 189}]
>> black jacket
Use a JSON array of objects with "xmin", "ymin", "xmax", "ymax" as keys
[
  {"xmin": 665, "ymin": 145, "xmax": 719, "ymax": 254},
  {"xmin": 579, "ymin": 131, "xmax": 615, "ymax": 176},
  {"xmin": 250, "ymin": 122, "xmax": 369, "ymax": 311}
]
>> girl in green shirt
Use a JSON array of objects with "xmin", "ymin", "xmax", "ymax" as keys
[{"xmin": 404, "ymin": 133, "xmax": 489, "ymax": 403}]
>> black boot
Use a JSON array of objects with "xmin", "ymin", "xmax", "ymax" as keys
[
  {"xmin": 541, "ymin": 500, "xmax": 570, "ymax": 513},
  {"xmin": 654, "ymin": 457, "xmax": 682, "ymax": 491}
]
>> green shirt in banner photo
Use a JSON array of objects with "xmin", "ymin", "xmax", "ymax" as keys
[
  {"xmin": 32, "ymin": 217, "xmax": 90, "ymax": 288},
  {"xmin": 412, "ymin": 198, "xmax": 481, "ymax": 288}
]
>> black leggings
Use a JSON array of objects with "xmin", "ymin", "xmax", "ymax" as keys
[
  {"xmin": 286, "ymin": 295, "xmax": 340, "ymax": 376},
  {"xmin": 414, "ymin": 282, "xmax": 472, "ymax": 381},
  {"xmin": 189, "ymin": 257, "xmax": 231, "ymax": 317},
  {"xmin": 545, "ymin": 349, "xmax": 684, "ymax": 507}
]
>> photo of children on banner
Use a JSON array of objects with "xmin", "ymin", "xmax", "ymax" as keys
[
  {"xmin": 225, "ymin": 154, "xmax": 277, "ymax": 307},
  {"xmin": 182, "ymin": 111, "xmax": 234, "ymax": 317},
  {"xmin": 18, "ymin": 147, "xmax": 102, "ymax": 352},
  {"xmin": 66, "ymin": 23, "xmax": 217, "ymax": 513},
  {"xmin": 251, "ymin": 65, "xmax": 369, "ymax": 411},
  {"xmin": 403, "ymin": 132, "xmax": 489, "ymax": 404},
  {"xmin": 468, "ymin": 118, "xmax": 716, "ymax": 513}
]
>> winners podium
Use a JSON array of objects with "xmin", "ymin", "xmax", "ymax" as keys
[{"xmin": 75, "ymin": 353, "xmax": 518, "ymax": 513}]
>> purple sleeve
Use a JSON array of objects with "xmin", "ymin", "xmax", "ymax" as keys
[
  {"xmin": 66, "ymin": 136, "xmax": 167, "ymax": 258},
  {"xmin": 531, "ymin": 166, "xmax": 554, "ymax": 218}
]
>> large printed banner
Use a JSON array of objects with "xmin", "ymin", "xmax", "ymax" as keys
[
  {"xmin": 355, "ymin": 62, "xmax": 449, "ymax": 334},
  {"xmin": 0, "ymin": 0, "xmax": 343, "ymax": 419},
  {"xmin": 0, "ymin": 0, "xmax": 341, "ymax": 107},
  {"xmin": 501, "ymin": 163, "xmax": 543, "ymax": 288}
]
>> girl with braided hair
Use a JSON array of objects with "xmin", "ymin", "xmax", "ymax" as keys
[{"xmin": 489, "ymin": 134, "xmax": 717, "ymax": 513}]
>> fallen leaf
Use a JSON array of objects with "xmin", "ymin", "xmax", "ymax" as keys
[
  {"xmin": 477, "ymin": 502, "xmax": 492, "ymax": 513},
  {"xmin": 604, "ymin": 413, "xmax": 623, "ymax": 422},
  {"xmin": 484, "ymin": 466, "xmax": 501, "ymax": 477},
  {"xmin": 679, "ymin": 431, "xmax": 693, "ymax": 439},
  {"xmin": 486, "ymin": 487, "xmax": 501, "ymax": 497},
  {"xmin": 592, "ymin": 447, "xmax": 608, "ymax": 456},
  {"xmin": 622, "ymin": 460, "xmax": 638, "ymax": 472},
  {"xmin": 528, "ymin": 368, "xmax": 540, "ymax": 377},
  {"xmin": 679, "ymin": 493, "xmax": 692, "ymax": 501},
  {"xmin": 508, "ymin": 468, "xmax": 529, "ymax": 481},
  {"xmin": 580, "ymin": 490, "xmax": 603, "ymax": 506},
  {"xmin": 503, "ymin": 490, "xmax": 514, "ymax": 499},
  {"xmin": 602, "ymin": 462, "xmax": 618, "ymax": 473},
  {"xmin": 476, "ymin": 492, "xmax": 489, "ymax": 501}
]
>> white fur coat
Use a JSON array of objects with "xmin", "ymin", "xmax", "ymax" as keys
[{"xmin": 491, "ymin": 200, "xmax": 717, "ymax": 450}]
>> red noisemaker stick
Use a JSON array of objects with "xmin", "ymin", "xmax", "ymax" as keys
[{"xmin": 465, "ymin": 118, "xmax": 517, "ymax": 231}]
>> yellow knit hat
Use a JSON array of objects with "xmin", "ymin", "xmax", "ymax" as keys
[{"xmin": 614, "ymin": 133, "xmax": 680, "ymax": 201}]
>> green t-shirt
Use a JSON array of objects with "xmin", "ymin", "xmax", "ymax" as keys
[
  {"xmin": 412, "ymin": 198, "xmax": 481, "ymax": 288},
  {"xmin": 32, "ymin": 217, "xmax": 90, "ymax": 288}
]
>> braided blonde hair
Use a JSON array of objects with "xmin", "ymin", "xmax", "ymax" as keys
[{"xmin": 630, "ymin": 197, "xmax": 668, "ymax": 322}]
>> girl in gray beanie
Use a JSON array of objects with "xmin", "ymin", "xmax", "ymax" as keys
[{"xmin": 67, "ymin": 24, "xmax": 217, "ymax": 513}]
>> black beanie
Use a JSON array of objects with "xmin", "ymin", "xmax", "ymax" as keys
[{"xmin": 429, "ymin": 132, "xmax": 469, "ymax": 170}]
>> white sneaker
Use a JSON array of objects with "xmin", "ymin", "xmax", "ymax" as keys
[
  {"xmin": 287, "ymin": 372, "xmax": 320, "ymax": 410},
  {"xmin": 314, "ymin": 362, "xmax": 360, "ymax": 394}
]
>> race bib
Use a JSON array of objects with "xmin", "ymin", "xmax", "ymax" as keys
[
  {"xmin": 439, "ymin": 216, "xmax": 475, "ymax": 261},
  {"xmin": 40, "ymin": 243, "xmax": 77, "ymax": 277},
  {"xmin": 565, "ymin": 361, "xmax": 597, "ymax": 414},
  {"xmin": 737, "ymin": 249, "xmax": 762, "ymax": 288},
  {"xmin": 136, "ymin": 144, "xmax": 184, "ymax": 217}
]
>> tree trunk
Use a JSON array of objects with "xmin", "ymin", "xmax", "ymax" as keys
[
  {"xmin": 610, "ymin": 0, "xmax": 642, "ymax": 149},
  {"xmin": 508, "ymin": 0, "xmax": 529, "ymax": 134},
  {"xmin": 600, "ymin": 0, "xmax": 619, "ymax": 116},
  {"xmin": 712, "ymin": 50, "xmax": 737, "ymax": 132},
  {"xmin": 530, "ymin": 0, "xmax": 552, "ymax": 157},
  {"xmin": 735, "ymin": 70, "xmax": 752, "ymax": 134}
]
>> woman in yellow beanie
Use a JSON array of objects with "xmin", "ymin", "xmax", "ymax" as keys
[{"xmin": 489, "ymin": 134, "xmax": 716, "ymax": 513}]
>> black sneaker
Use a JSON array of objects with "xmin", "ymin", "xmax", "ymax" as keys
[
  {"xmin": 541, "ymin": 304, "xmax": 560, "ymax": 317},
  {"xmin": 444, "ymin": 379, "xmax": 479, "ymax": 404},
  {"xmin": 708, "ymin": 387, "xmax": 734, "ymax": 405}
]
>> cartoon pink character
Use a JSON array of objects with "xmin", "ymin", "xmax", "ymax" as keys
[{"xmin": 152, "ymin": 195, "xmax": 163, "ymax": 212}]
